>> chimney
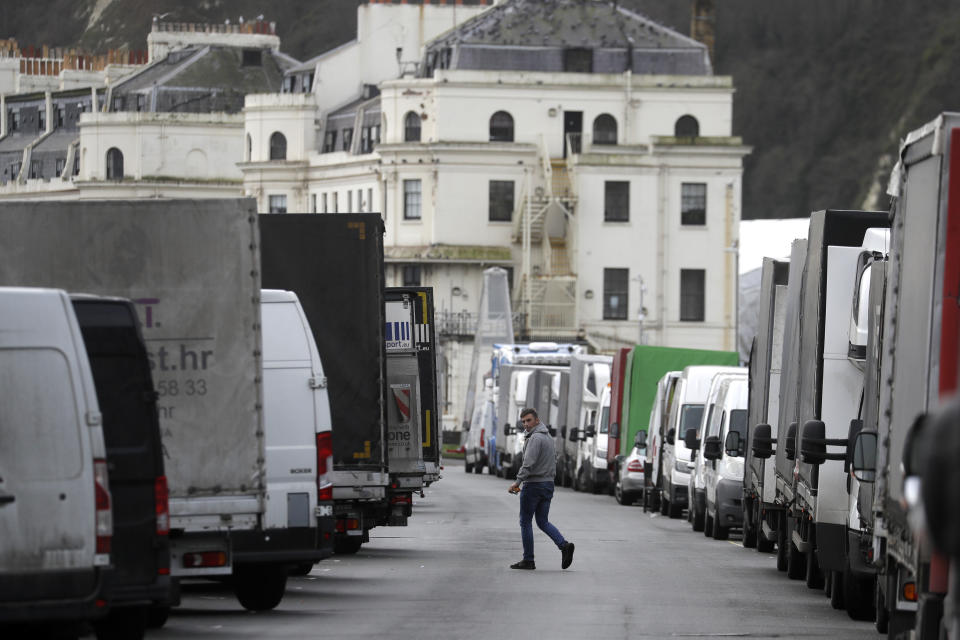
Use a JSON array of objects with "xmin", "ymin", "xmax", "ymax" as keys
[{"xmin": 691, "ymin": 0, "xmax": 715, "ymax": 64}]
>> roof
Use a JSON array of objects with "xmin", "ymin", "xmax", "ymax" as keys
[{"xmin": 423, "ymin": 0, "xmax": 710, "ymax": 76}]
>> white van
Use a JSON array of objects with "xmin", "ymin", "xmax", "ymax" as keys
[
  {"xmin": 688, "ymin": 371, "xmax": 747, "ymax": 531},
  {"xmin": 702, "ymin": 377, "xmax": 749, "ymax": 540},
  {"xmin": 259, "ymin": 290, "xmax": 335, "ymax": 569},
  {"xmin": 0, "ymin": 287, "xmax": 113, "ymax": 627},
  {"xmin": 660, "ymin": 365, "xmax": 745, "ymax": 518}
]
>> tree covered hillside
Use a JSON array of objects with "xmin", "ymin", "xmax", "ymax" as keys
[{"xmin": 4, "ymin": 0, "xmax": 960, "ymax": 219}]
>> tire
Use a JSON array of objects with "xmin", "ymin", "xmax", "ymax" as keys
[
  {"xmin": 465, "ymin": 461, "xmax": 474, "ymax": 473},
  {"xmin": 704, "ymin": 507, "xmax": 714, "ymax": 537},
  {"xmin": 473, "ymin": 461, "xmax": 483, "ymax": 474},
  {"xmin": 805, "ymin": 544, "xmax": 824, "ymax": 589},
  {"xmin": 334, "ymin": 536, "xmax": 364, "ymax": 555},
  {"xmin": 824, "ymin": 570, "xmax": 834, "ymax": 600},
  {"xmin": 875, "ymin": 580, "xmax": 889, "ymax": 634},
  {"xmin": 830, "ymin": 571, "xmax": 846, "ymax": 610},
  {"xmin": 668, "ymin": 499, "xmax": 682, "ymax": 519},
  {"xmin": 234, "ymin": 563, "xmax": 288, "ymax": 611},
  {"xmin": 742, "ymin": 501, "xmax": 757, "ymax": 549},
  {"xmin": 289, "ymin": 562, "xmax": 314, "ymax": 576},
  {"xmin": 487, "ymin": 461, "xmax": 496, "ymax": 475},
  {"xmin": 712, "ymin": 505, "xmax": 729, "ymax": 541},
  {"xmin": 496, "ymin": 464, "xmax": 504, "ymax": 478},
  {"xmin": 757, "ymin": 513, "xmax": 775, "ymax": 553},
  {"xmin": 843, "ymin": 562, "xmax": 876, "ymax": 621},
  {"xmin": 95, "ymin": 606, "xmax": 147, "ymax": 640},
  {"xmin": 145, "ymin": 605, "xmax": 170, "ymax": 630},
  {"xmin": 776, "ymin": 515, "xmax": 788, "ymax": 571},
  {"xmin": 692, "ymin": 501, "xmax": 705, "ymax": 532},
  {"xmin": 787, "ymin": 538, "xmax": 807, "ymax": 580}
]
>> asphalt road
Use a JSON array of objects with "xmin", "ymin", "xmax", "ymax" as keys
[{"xmin": 151, "ymin": 461, "xmax": 878, "ymax": 639}]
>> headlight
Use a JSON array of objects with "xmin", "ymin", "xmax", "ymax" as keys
[{"xmin": 675, "ymin": 460, "xmax": 691, "ymax": 473}]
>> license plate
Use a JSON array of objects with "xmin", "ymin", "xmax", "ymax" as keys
[{"xmin": 315, "ymin": 504, "xmax": 333, "ymax": 517}]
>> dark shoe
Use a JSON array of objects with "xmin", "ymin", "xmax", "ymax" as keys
[
  {"xmin": 510, "ymin": 560, "xmax": 536, "ymax": 570},
  {"xmin": 561, "ymin": 542, "xmax": 575, "ymax": 569}
]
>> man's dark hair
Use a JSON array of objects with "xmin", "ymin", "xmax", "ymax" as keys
[{"xmin": 520, "ymin": 408, "xmax": 538, "ymax": 420}]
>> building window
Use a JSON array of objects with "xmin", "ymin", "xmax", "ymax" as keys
[
  {"xmin": 245, "ymin": 134, "xmax": 252, "ymax": 162},
  {"xmin": 593, "ymin": 114, "xmax": 617, "ymax": 145},
  {"xmin": 360, "ymin": 127, "xmax": 370, "ymax": 154},
  {"xmin": 603, "ymin": 268, "xmax": 629, "ymax": 320},
  {"xmin": 310, "ymin": 193, "xmax": 317, "ymax": 213},
  {"xmin": 282, "ymin": 76, "xmax": 294, "ymax": 93},
  {"xmin": 56, "ymin": 106, "xmax": 64, "ymax": 127},
  {"xmin": 402, "ymin": 265, "xmax": 421, "ymax": 286},
  {"xmin": 10, "ymin": 162, "xmax": 21, "ymax": 180},
  {"xmin": 73, "ymin": 154, "xmax": 80, "ymax": 176},
  {"xmin": 111, "ymin": 96, "xmax": 124, "ymax": 111},
  {"xmin": 488, "ymin": 180, "xmax": 514, "ymax": 222},
  {"xmin": 348, "ymin": 191, "xmax": 353, "ymax": 212},
  {"xmin": 38, "ymin": 107, "xmax": 45, "ymax": 131},
  {"xmin": 681, "ymin": 183, "xmax": 707, "ymax": 225},
  {"xmin": 304, "ymin": 72, "xmax": 314, "ymax": 93},
  {"xmin": 269, "ymin": 132, "xmax": 287, "ymax": 160},
  {"xmin": 563, "ymin": 47, "xmax": 593, "ymax": 72},
  {"xmin": 242, "ymin": 49, "xmax": 262, "ymax": 67},
  {"xmin": 333, "ymin": 192, "xmax": 339, "ymax": 213},
  {"xmin": 604, "ymin": 181, "xmax": 629, "ymax": 222},
  {"xmin": 322, "ymin": 130, "xmax": 337, "ymax": 153},
  {"xmin": 403, "ymin": 179, "xmax": 422, "ymax": 220},
  {"xmin": 404, "ymin": 111, "xmax": 421, "ymax": 142},
  {"xmin": 489, "ymin": 111, "xmax": 514, "ymax": 142},
  {"xmin": 106, "ymin": 147, "xmax": 123, "ymax": 180},
  {"xmin": 8, "ymin": 110, "xmax": 19, "ymax": 131},
  {"xmin": 269, "ymin": 195, "xmax": 287, "ymax": 214},
  {"xmin": 55, "ymin": 158, "xmax": 65, "ymax": 176},
  {"xmin": 675, "ymin": 115, "xmax": 700, "ymax": 138},
  {"xmin": 322, "ymin": 193, "xmax": 328, "ymax": 213},
  {"xmin": 358, "ymin": 189, "xmax": 364, "ymax": 211},
  {"xmin": 680, "ymin": 269, "xmax": 706, "ymax": 321},
  {"xmin": 372, "ymin": 124, "xmax": 381, "ymax": 146},
  {"xmin": 342, "ymin": 128, "xmax": 353, "ymax": 152},
  {"xmin": 136, "ymin": 94, "xmax": 146, "ymax": 112},
  {"xmin": 367, "ymin": 188, "xmax": 374, "ymax": 213},
  {"xmin": 29, "ymin": 159, "xmax": 41, "ymax": 179}
]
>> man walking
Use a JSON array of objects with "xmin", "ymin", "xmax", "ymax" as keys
[{"xmin": 508, "ymin": 408, "xmax": 575, "ymax": 570}]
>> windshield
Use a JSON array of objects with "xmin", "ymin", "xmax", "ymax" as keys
[
  {"xmin": 599, "ymin": 405, "xmax": 609, "ymax": 434},
  {"xmin": 679, "ymin": 404, "xmax": 704, "ymax": 443}
]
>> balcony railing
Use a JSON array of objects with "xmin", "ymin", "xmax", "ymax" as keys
[{"xmin": 436, "ymin": 310, "xmax": 527, "ymax": 337}]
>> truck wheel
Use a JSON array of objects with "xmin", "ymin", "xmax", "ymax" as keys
[
  {"xmin": 843, "ymin": 563, "xmax": 876, "ymax": 621},
  {"xmin": 496, "ymin": 464, "xmax": 504, "ymax": 478},
  {"xmin": 487, "ymin": 462, "xmax": 496, "ymax": 475},
  {"xmin": 473, "ymin": 461, "xmax": 483, "ymax": 474},
  {"xmin": 692, "ymin": 501, "xmax": 705, "ymax": 532},
  {"xmin": 712, "ymin": 506, "xmax": 729, "ymax": 540},
  {"xmin": 742, "ymin": 502, "xmax": 757, "ymax": 548},
  {"xmin": 830, "ymin": 570, "xmax": 845, "ymax": 609},
  {"xmin": 334, "ymin": 536, "xmax": 364, "ymax": 555},
  {"xmin": 668, "ymin": 499, "xmax": 682, "ymax": 519},
  {"xmin": 659, "ymin": 494, "xmax": 669, "ymax": 516},
  {"xmin": 756, "ymin": 507, "xmax": 775, "ymax": 553},
  {"xmin": 465, "ymin": 461, "xmax": 474, "ymax": 473},
  {"xmin": 145, "ymin": 605, "xmax": 170, "ymax": 629},
  {"xmin": 875, "ymin": 580, "xmax": 889, "ymax": 633},
  {"xmin": 94, "ymin": 606, "xmax": 147, "ymax": 640},
  {"xmin": 805, "ymin": 544, "xmax": 824, "ymax": 589},
  {"xmin": 234, "ymin": 563, "xmax": 287, "ymax": 611},
  {"xmin": 787, "ymin": 538, "xmax": 807, "ymax": 580},
  {"xmin": 289, "ymin": 562, "xmax": 314, "ymax": 576},
  {"xmin": 775, "ymin": 515, "xmax": 788, "ymax": 571},
  {"xmin": 704, "ymin": 509, "xmax": 714, "ymax": 537}
]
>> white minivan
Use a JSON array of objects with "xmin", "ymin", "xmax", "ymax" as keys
[
  {"xmin": 702, "ymin": 376, "xmax": 749, "ymax": 540},
  {"xmin": 660, "ymin": 365, "xmax": 744, "ymax": 518},
  {"xmin": 259, "ymin": 290, "xmax": 335, "ymax": 570},
  {"xmin": 0, "ymin": 287, "xmax": 113, "ymax": 628}
]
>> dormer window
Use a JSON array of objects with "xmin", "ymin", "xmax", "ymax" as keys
[
  {"xmin": 563, "ymin": 48, "xmax": 593, "ymax": 73},
  {"xmin": 242, "ymin": 49, "xmax": 262, "ymax": 67}
]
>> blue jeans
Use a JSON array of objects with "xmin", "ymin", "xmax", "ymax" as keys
[{"xmin": 519, "ymin": 481, "xmax": 566, "ymax": 561}]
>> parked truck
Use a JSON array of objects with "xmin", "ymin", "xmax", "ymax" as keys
[
  {"xmin": 567, "ymin": 354, "xmax": 612, "ymax": 493},
  {"xmin": 259, "ymin": 214, "xmax": 389, "ymax": 555},
  {"xmin": 0, "ymin": 199, "xmax": 312, "ymax": 611}
]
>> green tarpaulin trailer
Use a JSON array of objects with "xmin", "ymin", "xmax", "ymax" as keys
[{"xmin": 620, "ymin": 345, "xmax": 740, "ymax": 456}]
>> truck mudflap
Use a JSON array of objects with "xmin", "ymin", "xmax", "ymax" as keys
[
  {"xmin": 846, "ymin": 529, "xmax": 878, "ymax": 577},
  {"xmin": 815, "ymin": 521, "xmax": 847, "ymax": 573},
  {"xmin": 232, "ymin": 527, "xmax": 330, "ymax": 564}
]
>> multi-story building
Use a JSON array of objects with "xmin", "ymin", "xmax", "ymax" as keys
[{"xmin": 242, "ymin": 0, "xmax": 750, "ymax": 428}]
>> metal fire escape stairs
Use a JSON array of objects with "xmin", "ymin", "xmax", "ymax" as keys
[{"xmin": 512, "ymin": 134, "xmax": 578, "ymax": 337}]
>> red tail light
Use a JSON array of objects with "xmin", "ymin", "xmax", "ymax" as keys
[
  {"xmin": 155, "ymin": 475, "xmax": 170, "ymax": 536},
  {"xmin": 93, "ymin": 459, "xmax": 112, "ymax": 555},
  {"xmin": 318, "ymin": 484, "xmax": 333, "ymax": 501},
  {"xmin": 627, "ymin": 460, "xmax": 644, "ymax": 473},
  {"xmin": 390, "ymin": 493, "xmax": 412, "ymax": 505},
  {"xmin": 316, "ymin": 431, "xmax": 333, "ymax": 501}
]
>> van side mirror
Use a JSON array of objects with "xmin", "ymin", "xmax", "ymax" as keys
[
  {"xmin": 684, "ymin": 428, "xmax": 700, "ymax": 451},
  {"xmin": 845, "ymin": 419, "xmax": 864, "ymax": 472},
  {"xmin": 703, "ymin": 435, "xmax": 721, "ymax": 460},
  {"xmin": 851, "ymin": 431, "xmax": 877, "ymax": 483},
  {"xmin": 503, "ymin": 423, "xmax": 512, "ymax": 436},
  {"xmin": 569, "ymin": 427, "xmax": 579, "ymax": 442},
  {"xmin": 784, "ymin": 422, "xmax": 798, "ymax": 461},
  {"xmin": 751, "ymin": 423, "xmax": 775, "ymax": 459},
  {"xmin": 724, "ymin": 431, "xmax": 742, "ymax": 457},
  {"xmin": 635, "ymin": 429, "xmax": 647, "ymax": 448},
  {"xmin": 666, "ymin": 428, "xmax": 676, "ymax": 445},
  {"xmin": 585, "ymin": 425, "xmax": 596, "ymax": 439},
  {"xmin": 610, "ymin": 422, "xmax": 620, "ymax": 439},
  {"xmin": 800, "ymin": 420, "xmax": 827, "ymax": 465},
  {"xmin": 547, "ymin": 425, "xmax": 557, "ymax": 437},
  {"xmin": 560, "ymin": 425, "xmax": 567, "ymax": 438}
]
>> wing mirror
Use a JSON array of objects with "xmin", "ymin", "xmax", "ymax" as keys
[
  {"xmin": 724, "ymin": 431, "xmax": 742, "ymax": 457},
  {"xmin": 610, "ymin": 422, "xmax": 620, "ymax": 439},
  {"xmin": 844, "ymin": 419, "xmax": 864, "ymax": 472},
  {"xmin": 751, "ymin": 423, "xmax": 775, "ymax": 459},
  {"xmin": 666, "ymin": 428, "xmax": 676, "ymax": 445},
  {"xmin": 851, "ymin": 431, "xmax": 877, "ymax": 483},
  {"xmin": 569, "ymin": 427, "xmax": 579, "ymax": 442},
  {"xmin": 784, "ymin": 422, "xmax": 798, "ymax": 461},
  {"xmin": 635, "ymin": 429, "xmax": 647, "ymax": 450},
  {"xmin": 800, "ymin": 419, "xmax": 849, "ymax": 465},
  {"xmin": 703, "ymin": 435, "xmax": 721, "ymax": 460},
  {"xmin": 585, "ymin": 425, "xmax": 596, "ymax": 439}
]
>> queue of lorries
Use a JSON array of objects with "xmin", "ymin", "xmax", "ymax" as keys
[
  {"xmin": 464, "ymin": 112, "xmax": 960, "ymax": 639},
  {"xmin": 0, "ymin": 206, "xmax": 441, "ymax": 639}
]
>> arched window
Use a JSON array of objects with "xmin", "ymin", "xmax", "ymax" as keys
[
  {"xmin": 245, "ymin": 134, "xmax": 252, "ymax": 162},
  {"xmin": 675, "ymin": 115, "xmax": 699, "ymax": 138},
  {"xmin": 404, "ymin": 111, "xmax": 421, "ymax": 142},
  {"xmin": 106, "ymin": 147, "xmax": 123, "ymax": 180},
  {"xmin": 489, "ymin": 111, "xmax": 514, "ymax": 142},
  {"xmin": 269, "ymin": 132, "xmax": 287, "ymax": 160},
  {"xmin": 593, "ymin": 114, "xmax": 617, "ymax": 145}
]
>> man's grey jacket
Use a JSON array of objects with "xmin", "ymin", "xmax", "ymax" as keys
[{"xmin": 516, "ymin": 423, "xmax": 556, "ymax": 484}]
